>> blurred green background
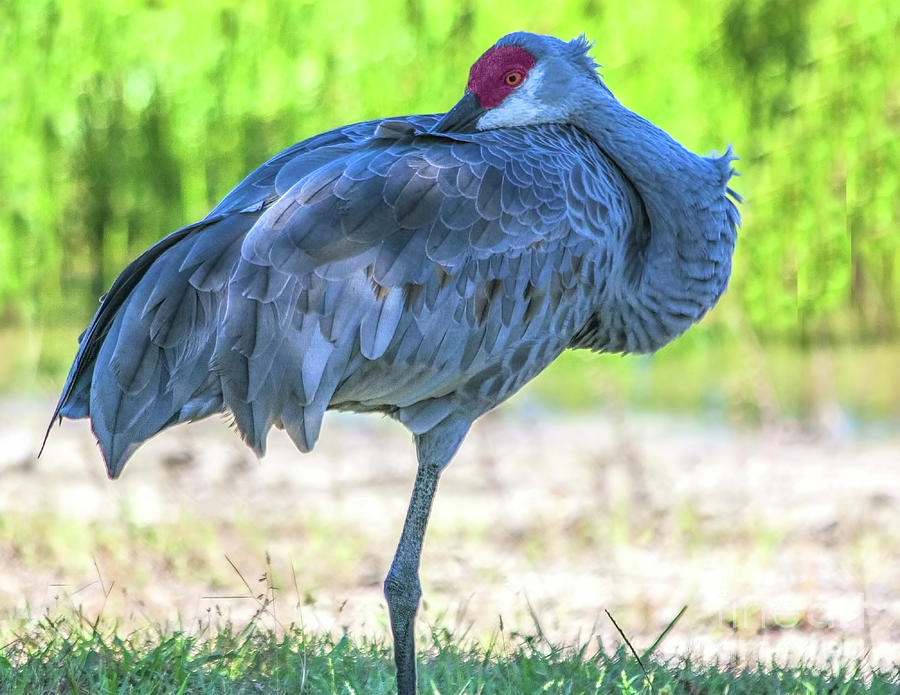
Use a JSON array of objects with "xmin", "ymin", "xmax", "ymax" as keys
[{"xmin": 1, "ymin": 0, "xmax": 898, "ymax": 423}]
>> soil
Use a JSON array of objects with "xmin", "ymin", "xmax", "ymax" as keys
[{"xmin": 3, "ymin": 395, "xmax": 899, "ymax": 666}]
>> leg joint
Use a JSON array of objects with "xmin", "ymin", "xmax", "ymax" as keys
[{"xmin": 384, "ymin": 564, "xmax": 422, "ymax": 612}]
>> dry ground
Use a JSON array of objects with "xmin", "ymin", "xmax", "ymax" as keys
[{"xmin": 2, "ymin": 395, "xmax": 899, "ymax": 667}]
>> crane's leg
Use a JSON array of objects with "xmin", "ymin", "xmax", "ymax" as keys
[
  {"xmin": 385, "ymin": 419, "xmax": 469, "ymax": 695},
  {"xmin": 385, "ymin": 459, "xmax": 440, "ymax": 695}
]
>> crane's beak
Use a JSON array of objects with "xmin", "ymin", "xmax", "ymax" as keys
[{"xmin": 432, "ymin": 92, "xmax": 485, "ymax": 134}]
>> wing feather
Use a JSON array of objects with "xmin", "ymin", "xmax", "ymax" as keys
[
  {"xmin": 215, "ymin": 125, "xmax": 589, "ymax": 447},
  {"xmin": 50, "ymin": 114, "xmax": 633, "ymax": 475},
  {"xmin": 84, "ymin": 213, "xmax": 252, "ymax": 473}
]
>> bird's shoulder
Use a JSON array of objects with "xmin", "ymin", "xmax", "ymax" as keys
[
  {"xmin": 209, "ymin": 113, "xmax": 618, "ymax": 222},
  {"xmin": 235, "ymin": 116, "xmax": 625, "ymax": 280}
]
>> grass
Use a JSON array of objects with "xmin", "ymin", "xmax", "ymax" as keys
[{"xmin": 1, "ymin": 613, "xmax": 898, "ymax": 694}]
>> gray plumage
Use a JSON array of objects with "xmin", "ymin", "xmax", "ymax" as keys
[{"xmin": 46, "ymin": 32, "xmax": 739, "ymax": 695}]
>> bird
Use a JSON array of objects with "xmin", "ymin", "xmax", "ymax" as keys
[{"xmin": 45, "ymin": 31, "xmax": 739, "ymax": 695}]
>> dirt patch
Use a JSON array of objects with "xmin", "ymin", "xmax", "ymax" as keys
[{"xmin": 3, "ymin": 396, "xmax": 900, "ymax": 666}]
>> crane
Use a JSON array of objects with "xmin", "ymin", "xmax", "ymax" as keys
[{"xmin": 45, "ymin": 32, "xmax": 739, "ymax": 695}]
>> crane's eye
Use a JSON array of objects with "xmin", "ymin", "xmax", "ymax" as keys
[{"xmin": 505, "ymin": 71, "xmax": 523, "ymax": 86}]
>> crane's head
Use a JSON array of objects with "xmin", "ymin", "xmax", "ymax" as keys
[{"xmin": 433, "ymin": 32, "xmax": 609, "ymax": 133}]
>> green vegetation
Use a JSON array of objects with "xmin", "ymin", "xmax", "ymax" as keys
[
  {"xmin": 2, "ymin": 617, "xmax": 897, "ymax": 694},
  {"xmin": 1, "ymin": 1, "xmax": 898, "ymax": 344}
]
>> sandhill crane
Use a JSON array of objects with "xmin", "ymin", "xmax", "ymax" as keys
[{"xmin": 45, "ymin": 32, "xmax": 739, "ymax": 695}]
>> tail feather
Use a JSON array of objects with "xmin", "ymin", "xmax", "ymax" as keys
[{"xmin": 43, "ymin": 213, "xmax": 254, "ymax": 476}]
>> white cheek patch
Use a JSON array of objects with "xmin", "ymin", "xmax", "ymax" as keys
[{"xmin": 476, "ymin": 63, "xmax": 569, "ymax": 129}]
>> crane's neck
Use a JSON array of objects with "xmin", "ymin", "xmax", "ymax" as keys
[{"xmin": 570, "ymin": 86, "xmax": 739, "ymax": 354}]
